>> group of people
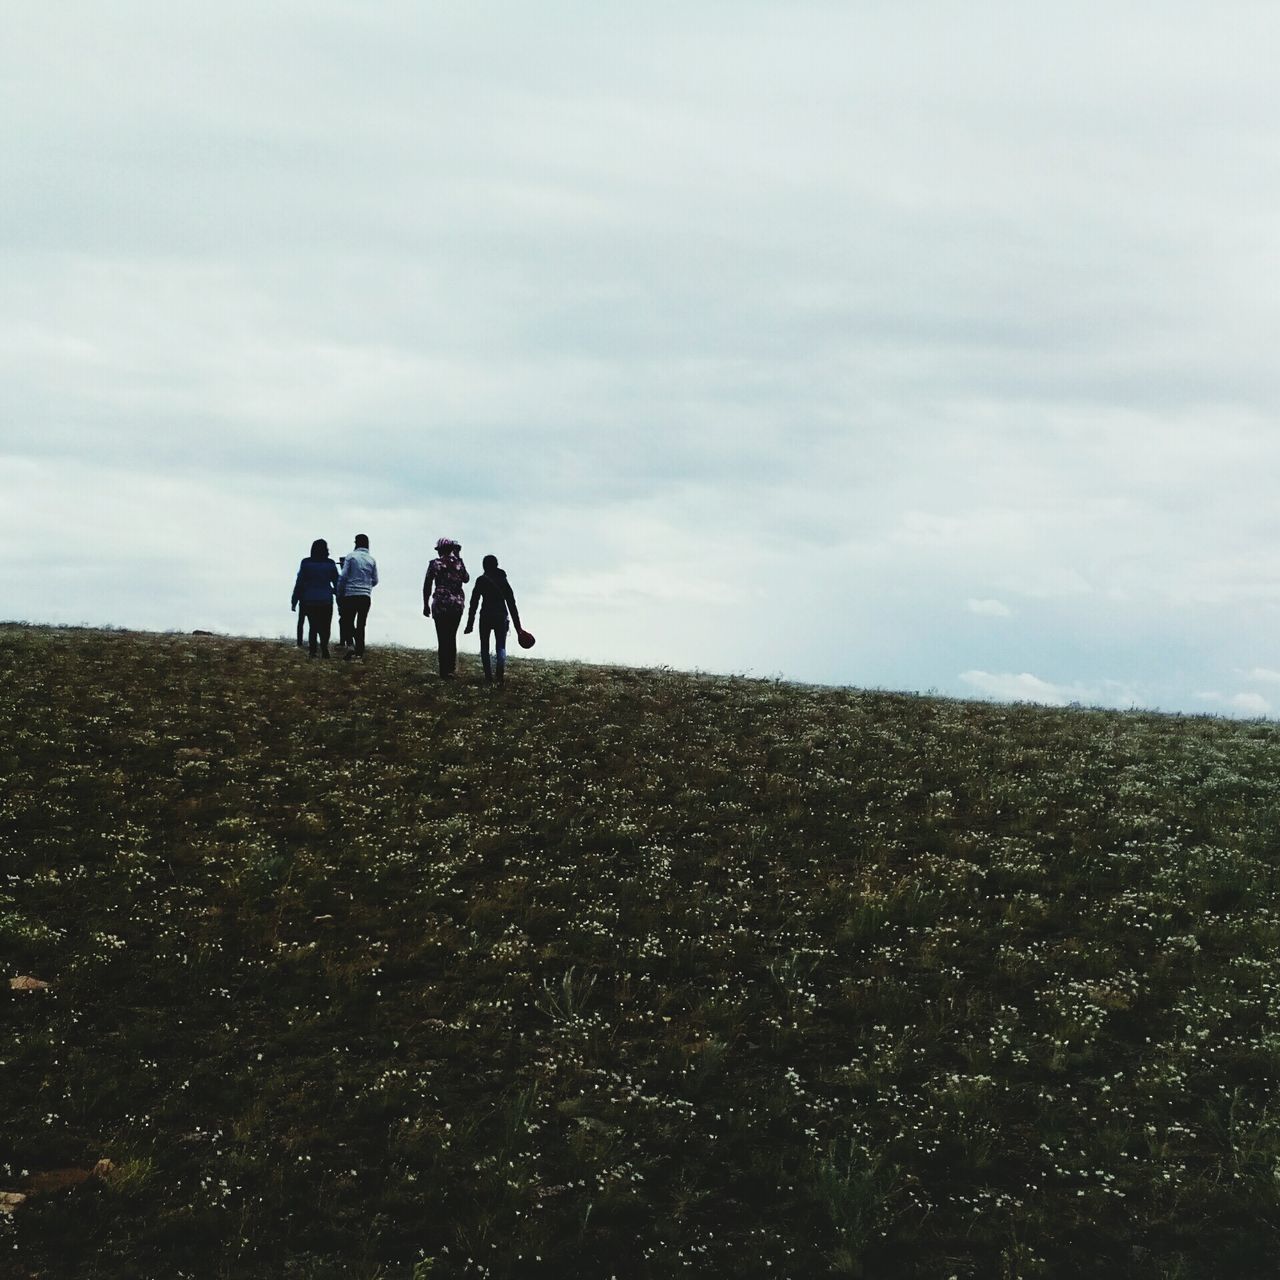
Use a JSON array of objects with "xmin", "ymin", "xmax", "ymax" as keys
[
  {"xmin": 290, "ymin": 535, "xmax": 529, "ymax": 684},
  {"xmin": 291, "ymin": 534, "xmax": 379, "ymax": 661}
]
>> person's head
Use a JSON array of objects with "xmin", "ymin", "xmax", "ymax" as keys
[
  {"xmin": 435, "ymin": 536, "xmax": 460, "ymax": 555},
  {"xmin": 311, "ymin": 538, "xmax": 329, "ymax": 558},
  {"xmin": 354, "ymin": 533, "xmax": 369, "ymax": 549},
  {"xmin": 482, "ymin": 554, "xmax": 499, "ymax": 573}
]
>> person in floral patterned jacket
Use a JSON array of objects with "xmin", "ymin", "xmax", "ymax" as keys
[{"xmin": 422, "ymin": 537, "xmax": 470, "ymax": 678}]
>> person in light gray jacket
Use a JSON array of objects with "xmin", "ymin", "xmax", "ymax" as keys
[{"xmin": 337, "ymin": 534, "xmax": 378, "ymax": 659}]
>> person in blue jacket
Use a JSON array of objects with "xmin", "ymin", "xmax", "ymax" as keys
[
  {"xmin": 291, "ymin": 538, "xmax": 340, "ymax": 658},
  {"xmin": 336, "ymin": 534, "xmax": 379, "ymax": 659}
]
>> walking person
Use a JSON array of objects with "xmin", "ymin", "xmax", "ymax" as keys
[
  {"xmin": 465, "ymin": 555, "xmax": 523, "ymax": 685},
  {"xmin": 336, "ymin": 555, "xmax": 351, "ymax": 651},
  {"xmin": 337, "ymin": 534, "xmax": 378, "ymax": 660},
  {"xmin": 291, "ymin": 538, "xmax": 340, "ymax": 659},
  {"xmin": 423, "ymin": 537, "xmax": 469, "ymax": 678}
]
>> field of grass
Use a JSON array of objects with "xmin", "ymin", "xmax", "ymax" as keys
[{"xmin": 2, "ymin": 624, "xmax": 1280, "ymax": 1278}]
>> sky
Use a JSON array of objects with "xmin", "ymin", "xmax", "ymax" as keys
[{"xmin": 4, "ymin": 1, "xmax": 1280, "ymax": 714}]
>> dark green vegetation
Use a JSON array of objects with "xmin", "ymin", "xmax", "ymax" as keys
[{"xmin": 3, "ymin": 625, "xmax": 1280, "ymax": 1279}]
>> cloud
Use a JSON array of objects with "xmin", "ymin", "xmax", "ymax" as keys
[
  {"xmin": 965, "ymin": 598, "xmax": 1012, "ymax": 618},
  {"xmin": 960, "ymin": 671, "xmax": 1079, "ymax": 706},
  {"xmin": 1195, "ymin": 691, "xmax": 1272, "ymax": 718},
  {"xmin": 1245, "ymin": 667, "xmax": 1280, "ymax": 685},
  {"xmin": 1229, "ymin": 693, "xmax": 1272, "ymax": 716},
  {"xmin": 960, "ymin": 670, "xmax": 1139, "ymax": 710},
  {"xmin": 4, "ymin": 4, "xmax": 1280, "ymax": 709}
]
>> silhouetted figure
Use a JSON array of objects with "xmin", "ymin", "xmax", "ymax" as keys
[
  {"xmin": 291, "ymin": 538, "xmax": 339, "ymax": 659},
  {"xmin": 465, "ymin": 554, "xmax": 522, "ymax": 684},
  {"xmin": 335, "ymin": 555, "xmax": 350, "ymax": 649},
  {"xmin": 423, "ymin": 537, "xmax": 469, "ymax": 678},
  {"xmin": 337, "ymin": 534, "xmax": 378, "ymax": 659}
]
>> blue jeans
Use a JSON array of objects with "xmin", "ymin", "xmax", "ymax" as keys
[{"xmin": 480, "ymin": 618, "xmax": 508, "ymax": 680}]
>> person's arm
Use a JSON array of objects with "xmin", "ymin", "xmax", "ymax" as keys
[
  {"xmin": 459, "ymin": 557, "xmax": 470, "ymax": 584},
  {"xmin": 337, "ymin": 557, "xmax": 351, "ymax": 596},
  {"xmin": 423, "ymin": 562, "xmax": 435, "ymax": 616},
  {"xmin": 505, "ymin": 579, "xmax": 522, "ymax": 633},
  {"xmin": 370, "ymin": 557, "xmax": 378, "ymax": 589},
  {"xmin": 465, "ymin": 579, "xmax": 480, "ymax": 633},
  {"xmin": 329, "ymin": 562, "xmax": 340, "ymax": 596},
  {"xmin": 291, "ymin": 563, "xmax": 303, "ymax": 609}
]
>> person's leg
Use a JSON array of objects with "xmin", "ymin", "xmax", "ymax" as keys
[
  {"xmin": 296, "ymin": 608, "xmax": 305, "ymax": 648},
  {"xmin": 337, "ymin": 597, "xmax": 352, "ymax": 650},
  {"xmin": 303, "ymin": 603, "xmax": 320, "ymax": 657},
  {"xmin": 494, "ymin": 620, "xmax": 509, "ymax": 684},
  {"xmin": 317, "ymin": 603, "xmax": 333, "ymax": 657},
  {"xmin": 448, "ymin": 611, "xmax": 462, "ymax": 675},
  {"xmin": 352, "ymin": 596, "xmax": 370, "ymax": 656},
  {"xmin": 479, "ymin": 622, "xmax": 493, "ymax": 681},
  {"xmin": 441, "ymin": 609, "xmax": 461, "ymax": 675},
  {"xmin": 433, "ymin": 614, "xmax": 451, "ymax": 676}
]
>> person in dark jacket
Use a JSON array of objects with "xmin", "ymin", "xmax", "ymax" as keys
[
  {"xmin": 465, "ymin": 554, "xmax": 522, "ymax": 684},
  {"xmin": 335, "ymin": 554, "xmax": 350, "ymax": 650},
  {"xmin": 423, "ymin": 537, "xmax": 469, "ymax": 678},
  {"xmin": 291, "ymin": 538, "xmax": 340, "ymax": 658}
]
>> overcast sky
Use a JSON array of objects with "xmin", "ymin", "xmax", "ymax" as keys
[{"xmin": 4, "ymin": 2, "xmax": 1280, "ymax": 713}]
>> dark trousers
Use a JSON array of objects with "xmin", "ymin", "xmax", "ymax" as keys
[
  {"xmin": 479, "ymin": 618, "xmax": 509, "ymax": 681},
  {"xmin": 345, "ymin": 595, "xmax": 371, "ymax": 655},
  {"xmin": 337, "ymin": 596, "xmax": 353, "ymax": 648},
  {"xmin": 301, "ymin": 602, "xmax": 333, "ymax": 656},
  {"xmin": 433, "ymin": 608, "xmax": 462, "ymax": 676},
  {"xmin": 296, "ymin": 609, "xmax": 305, "ymax": 646}
]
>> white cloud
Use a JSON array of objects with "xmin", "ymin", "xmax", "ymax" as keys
[
  {"xmin": 1245, "ymin": 667, "xmax": 1280, "ymax": 685},
  {"xmin": 960, "ymin": 671, "xmax": 1077, "ymax": 706},
  {"xmin": 1195, "ymin": 690, "xmax": 1272, "ymax": 718},
  {"xmin": 965, "ymin": 598, "xmax": 1012, "ymax": 618},
  {"xmin": 1229, "ymin": 692, "xmax": 1271, "ymax": 716},
  {"xmin": 960, "ymin": 670, "xmax": 1140, "ymax": 710}
]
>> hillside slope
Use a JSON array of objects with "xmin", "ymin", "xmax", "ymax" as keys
[{"xmin": 3, "ymin": 625, "xmax": 1279, "ymax": 1278}]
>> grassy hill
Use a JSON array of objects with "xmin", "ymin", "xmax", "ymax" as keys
[{"xmin": 2, "ymin": 624, "xmax": 1279, "ymax": 1278}]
